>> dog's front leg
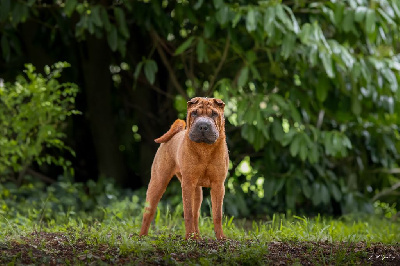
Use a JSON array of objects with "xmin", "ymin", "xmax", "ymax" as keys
[
  {"xmin": 193, "ymin": 186, "xmax": 203, "ymax": 236},
  {"xmin": 181, "ymin": 180, "xmax": 197, "ymax": 239},
  {"xmin": 211, "ymin": 183, "xmax": 226, "ymax": 239}
]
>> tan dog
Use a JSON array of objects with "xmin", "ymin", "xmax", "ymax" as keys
[{"xmin": 139, "ymin": 97, "xmax": 229, "ymax": 239}]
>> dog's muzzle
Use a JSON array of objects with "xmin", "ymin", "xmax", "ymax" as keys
[{"xmin": 189, "ymin": 117, "xmax": 219, "ymax": 144}]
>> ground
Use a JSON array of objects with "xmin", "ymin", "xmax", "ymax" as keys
[{"xmin": 1, "ymin": 231, "xmax": 399, "ymax": 265}]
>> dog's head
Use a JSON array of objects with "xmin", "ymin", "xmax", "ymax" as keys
[{"xmin": 186, "ymin": 97, "xmax": 225, "ymax": 144}]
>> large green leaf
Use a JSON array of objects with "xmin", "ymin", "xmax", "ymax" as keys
[
  {"xmin": 311, "ymin": 183, "xmax": 322, "ymax": 205},
  {"xmin": 354, "ymin": 6, "xmax": 367, "ymax": 22},
  {"xmin": 283, "ymin": 5, "xmax": 299, "ymax": 33},
  {"xmin": 263, "ymin": 6, "xmax": 275, "ymax": 33},
  {"xmin": 144, "ymin": 60, "xmax": 158, "ymax": 85},
  {"xmin": 133, "ymin": 62, "xmax": 143, "ymax": 80},
  {"xmin": 333, "ymin": 2, "xmax": 345, "ymax": 26},
  {"xmin": 342, "ymin": 10, "xmax": 354, "ymax": 33},
  {"xmin": 270, "ymin": 94, "xmax": 288, "ymax": 110},
  {"xmin": 241, "ymin": 124, "xmax": 256, "ymax": 143},
  {"xmin": 308, "ymin": 144, "xmax": 319, "ymax": 163},
  {"xmin": 365, "ymin": 9, "xmax": 376, "ymax": 35},
  {"xmin": 253, "ymin": 129, "xmax": 265, "ymax": 151},
  {"xmin": 216, "ymin": 5, "xmax": 229, "ymax": 25},
  {"xmin": 64, "ymin": 0, "xmax": 77, "ymax": 17},
  {"xmin": 246, "ymin": 9, "xmax": 258, "ymax": 32},
  {"xmin": 316, "ymin": 76, "xmax": 330, "ymax": 102},
  {"xmin": 276, "ymin": 4, "xmax": 292, "ymax": 31},
  {"xmin": 237, "ymin": 66, "xmax": 249, "ymax": 88},
  {"xmin": 272, "ymin": 120, "xmax": 284, "ymax": 142},
  {"xmin": 264, "ymin": 178, "xmax": 277, "ymax": 201},
  {"xmin": 299, "ymin": 137, "xmax": 308, "ymax": 161},
  {"xmin": 213, "ymin": 0, "xmax": 223, "ymax": 9},
  {"xmin": 90, "ymin": 6, "xmax": 102, "ymax": 27},
  {"xmin": 114, "ymin": 7, "xmax": 130, "ymax": 39},
  {"xmin": 299, "ymin": 23, "xmax": 311, "ymax": 44},
  {"xmin": 301, "ymin": 178, "xmax": 312, "ymax": 199},
  {"xmin": 351, "ymin": 94, "xmax": 361, "ymax": 116},
  {"xmin": 107, "ymin": 26, "xmax": 118, "ymax": 51},
  {"xmin": 100, "ymin": 6, "xmax": 111, "ymax": 32},
  {"xmin": 382, "ymin": 68, "xmax": 398, "ymax": 93},
  {"xmin": 289, "ymin": 134, "xmax": 301, "ymax": 157},
  {"xmin": 196, "ymin": 38, "xmax": 208, "ymax": 63},
  {"xmin": 204, "ymin": 19, "xmax": 216, "ymax": 38},
  {"xmin": 320, "ymin": 51, "xmax": 335, "ymax": 78},
  {"xmin": 320, "ymin": 184, "xmax": 330, "ymax": 205},
  {"xmin": 328, "ymin": 183, "xmax": 342, "ymax": 202},
  {"xmin": 281, "ymin": 33, "xmax": 296, "ymax": 59},
  {"xmin": 174, "ymin": 36, "xmax": 195, "ymax": 55},
  {"xmin": 11, "ymin": 2, "xmax": 29, "ymax": 25},
  {"xmin": 309, "ymin": 46, "xmax": 318, "ymax": 66},
  {"xmin": 285, "ymin": 177, "xmax": 296, "ymax": 209},
  {"xmin": 264, "ymin": 177, "xmax": 286, "ymax": 201}
]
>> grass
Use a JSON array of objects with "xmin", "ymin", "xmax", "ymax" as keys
[
  {"xmin": 1, "ymin": 204, "xmax": 400, "ymax": 265},
  {"xmin": 1, "ymin": 178, "xmax": 399, "ymax": 264}
]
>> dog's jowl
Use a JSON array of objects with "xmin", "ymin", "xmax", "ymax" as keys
[{"xmin": 139, "ymin": 97, "xmax": 229, "ymax": 239}]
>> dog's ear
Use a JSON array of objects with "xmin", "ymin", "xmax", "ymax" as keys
[
  {"xmin": 187, "ymin": 97, "xmax": 199, "ymax": 108},
  {"xmin": 213, "ymin": 98, "xmax": 225, "ymax": 108}
]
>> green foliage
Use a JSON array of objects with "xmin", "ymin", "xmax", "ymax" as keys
[
  {"xmin": 0, "ymin": 62, "xmax": 79, "ymax": 179},
  {"xmin": 156, "ymin": 0, "xmax": 400, "ymax": 215},
  {"xmin": 1, "ymin": 0, "xmax": 400, "ymax": 216},
  {"xmin": 0, "ymin": 177, "xmax": 144, "ymax": 224}
]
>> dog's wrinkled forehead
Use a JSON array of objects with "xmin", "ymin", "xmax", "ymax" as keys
[{"xmin": 187, "ymin": 97, "xmax": 225, "ymax": 115}]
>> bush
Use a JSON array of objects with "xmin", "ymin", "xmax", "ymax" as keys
[
  {"xmin": 0, "ymin": 176, "xmax": 146, "ymax": 224},
  {"xmin": 0, "ymin": 62, "xmax": 80, "ymax": 180}
]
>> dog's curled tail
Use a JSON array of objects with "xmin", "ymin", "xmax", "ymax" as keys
[{"xmin": 154, "ymin": 119, "xmax": 186, "ymax": 143}]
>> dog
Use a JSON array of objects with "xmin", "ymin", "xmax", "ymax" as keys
[{"xmin": 139, "ymin": 97, "xmax": 229, "ymax": 239}]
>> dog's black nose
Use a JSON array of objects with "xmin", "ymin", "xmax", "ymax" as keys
[{"xmin": 197, "ymin": 122, "xmax": 209, "ymax": 132}]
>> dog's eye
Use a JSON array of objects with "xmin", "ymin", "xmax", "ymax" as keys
[
  {"xmin": 211, "ymin": 111, "xmax": 218, "ymax": 118},
  {"xmin": 191, "ymin": 110, "xmax": 197, "ymax": 117}
]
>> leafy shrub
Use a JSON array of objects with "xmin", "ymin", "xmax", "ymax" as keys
[
  {"xmin": 0, "ymin": 62, "xmax": 80, "ymax": 180},
  {"xmin": 0, "ymin": 176, "xmax": 146, "ymax": 224}
]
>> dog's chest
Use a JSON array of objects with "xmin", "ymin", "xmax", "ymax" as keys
[
  {"xmin": 195, "ymin": 160, "xmax": 227, "ymax": 187},
  {"xmin": 196, "ymin": 174, "xmax": 211, "ymax": 187},
  {"xmin": 177, "ymin": 140, "xmax": 228, "ymax": 187}
]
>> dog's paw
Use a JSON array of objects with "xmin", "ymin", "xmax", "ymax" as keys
[
  {"xmin": 215, "ymin": 234, "xmax": 227, "ymax": 240},
  {"xmin": 185, "ymin": 233, "xmax": 202, "ymax": 240}
]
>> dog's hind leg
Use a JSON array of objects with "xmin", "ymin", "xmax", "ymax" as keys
[{"xmin": 139, "ymin": 151, "xmax": 174, "ymax": 236}]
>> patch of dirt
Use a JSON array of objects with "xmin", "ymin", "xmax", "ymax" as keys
[
  {"xmin": 1, "ymin": 232, "xmax": 119, "ymax": 264},
  {"xmin": 1, "ymin": 232, "xmax": 399, "ymax": 265},
  {"xmin": 266, "ymin": 241, "xmax": 400, "ymax": 265}
]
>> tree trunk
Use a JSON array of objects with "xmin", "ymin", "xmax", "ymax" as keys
[{"xmin": 80, "ymin": 36, "xmax": 128, "ymax": 184}]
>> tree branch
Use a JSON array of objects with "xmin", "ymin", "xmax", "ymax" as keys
[
  {"xmin": 155, "ymin": 35, "xmax": 174, "ymax": 55},
  {"xmin": 190, "ymin": 50, "xmax": 197, "ymax": 95},
  {"xmin": 181, "ymin": 53, "xmax": 197, "ymax": 91},
  {"xmin": 372, "ymin": 181, "xmax": 400, "ymax": 201},
  {"xmin": 150, "ymin": 31, "xmax": 188, "ymax": 99},
  {"xmin": 137, "ymin": 76, "xmax": 176, "ymax": 100},
  {"xmin": 26, "ymin": 168, "xmax": 55, "ymax": 184},
  {"xmin": 206, "ymin": 34, "xmax": 231, "ymax": 97}
]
